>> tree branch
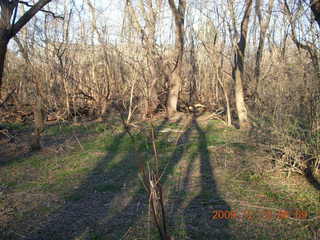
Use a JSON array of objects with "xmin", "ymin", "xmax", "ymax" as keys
[
  {"xmin": 18, "ymin": 0, "xmax": 63, "ymax": 20},
  {"xmin": 11, "ymin": 0, "xmax": 60, "ymax": 37}
]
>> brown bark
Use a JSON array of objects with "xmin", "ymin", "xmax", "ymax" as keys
[
  {"xmin": 0, "ymin": 35, "xmax": 9, "ymax": 100},
  {"xmin": 252, "ymin": 0, "xmax": 274, "ymax": 100},
  {"xmin": 233, "ymin": 0, "xmax": 253, "ymax": 129},
  {"xmin": 14, "ymin": 31, "xmax": 47, "ymax": 151},
  {"xmin": 285, "ymin": 0, "xmax": 320, "ymax": 133},
  {"xmin": 31, "ymin": 95, "xmax": 45, "ymax": 151},
  {"xmin": 11, "ymin": 0, "xmax": 53, "ymax": 36},
  {"xmin": 311, "ymin": 0, "xmax": 320, "ymax": 28},
  {"xmin": 167, "ymin": 0, "xmax": 186, "ymax": 118},
  {"xmin": 0, "ymin": 0, "xmax": 17, "ymax": 100},
  {"xmin": 125, "ymin": 0, "xmax": 161, "ymax": 118},
  {"xmin": 0, "ymin": 0, "xmax": 52, "ymax": 99},
  {"xmin": 284, "ymin": 0, "xmax": 320, "ymax": 88},
  {"xmin": 148, "ymin": 74, "xmax": 160, "ymax": 116}
]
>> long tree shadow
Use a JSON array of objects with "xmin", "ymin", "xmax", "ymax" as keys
[
  {"xmin": 21, "ymin": 130, "xmax": 128, "ymax": 240},
  {"xmin": 98, "ymin": 116, "xmax": 195, "ymax": 239},
  {"xmin": 181, "ymin": 116, "xmax": 231, "ymax": 239},
  {"xmin": 20, "ymin": 118, "xmax": 171, "ymax": 240}
]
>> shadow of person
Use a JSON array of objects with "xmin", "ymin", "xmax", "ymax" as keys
[
  {"xmin": 21, "ymin": 130, "xmax": 129, "ymax": 240},
  {"xmin": 21, "ymin": 119, "xmax": 176, "ymax": 240},
  {"xmin": 180, "ymin": 116, "xmax": 231, "ymax": 239},
  {"xmin": 97, "ymin": 116, "xmax": 194, "ymax": 239}
]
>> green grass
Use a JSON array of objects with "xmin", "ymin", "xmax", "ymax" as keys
[
  {"xmin": 44, "ymin": 122, "xmax": 109, "ymax": 136},
  {"xmin": 1, "ymin": 117, "xmax": 320, "ymax": 240},
  {"xmin": 44, "ymin": 124, "xmax": 88, "ymax": 136},
  {"xmin": 264, "ymin": 190, "xmax": 287, "ymax": 201},
  {"xmin": 206, "ymin": 134, "xmax": 226, "ymax": 146},
  {"xmin": 0, "ymin": 122, "xmax": 29, "ymax": 131},
  {"xmin": 238, "ymin": 170, "xmax": 262, "ymax": 183}
]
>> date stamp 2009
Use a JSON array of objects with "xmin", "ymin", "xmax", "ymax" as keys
[{"xmin": 211, "ymin": 209, "xmax": 309, "ymax": 221}]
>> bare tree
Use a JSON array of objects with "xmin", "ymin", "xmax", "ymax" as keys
[
  {"xmin": 232, "ymin": 0, "xmax": 253, "ymax": 129},
  {"xmin": 252, "ymin": 0, "xmax": 274, "ymax": 100},
  {"xmin": 125, "ymin": 0, "xmax": 163, "ymax": 118},
  {"xmin": 0, "ymin": 0, "xmax": 54, "ymax": 100},
  {"xmin": 167, "ymin": 0, "xmax": 186, "ymax": 118},
  {"xmin": 86, "ymin": 0, "xmax": 112, "ymax": 120},
  {"xmin": 14, "ymin": 29, "xmax": 46, "ymax": 151}
]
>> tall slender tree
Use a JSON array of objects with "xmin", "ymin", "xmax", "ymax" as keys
[
  {"xmin": 125, "ymin": 0, "xmax": 163, "ymax": 118},
  {"xmin": 167, "ymin": 0, "xmax": 186, "ymax": 118},
  {"xmin": 252, "ymin": 0, "xmax": 274, "ymax": 100},
  {"xmin": 232, "ymin": 0, "xmax": 253, "ymax": 129}
]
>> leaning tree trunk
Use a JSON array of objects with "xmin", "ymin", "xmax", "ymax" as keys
[{"xmin": 233, "ymin": 0, "xmax": 253, "ymax": 129}]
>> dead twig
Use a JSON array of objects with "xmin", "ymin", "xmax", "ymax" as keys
[
  {"xmin": 139, "ymin": 123, "xmax": 173, "ymax": 240},
  {"xmin": 73, "ymin": 135, "xmax": 84, "ymax": 151}
]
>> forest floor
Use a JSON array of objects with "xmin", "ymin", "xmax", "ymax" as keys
[{"xmin": 0, "ymin": 113, "xmax": 319, "ymax": 240}]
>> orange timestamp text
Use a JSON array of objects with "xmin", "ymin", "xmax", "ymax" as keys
[{"xmin": 212, "ymin": 209, "xmax": 309, "ymax": 220}]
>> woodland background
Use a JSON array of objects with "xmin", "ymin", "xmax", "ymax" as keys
[{"xmin": 0, "ymin": 0, "xmax": 319, "ymax": 239}]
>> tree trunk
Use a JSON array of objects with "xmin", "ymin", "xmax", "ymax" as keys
[
  {"xmin": 167, "ymin": 71, "xmax": 181, "ymax": 117},
  {"xmin": 31, "ymin": 95, "xmax": 45, "ymax": 151},
  {"xmin": 252, "ymin": 0, "xmax": 274, "ymax": 100},
  {"xmin": 145, "ymin": 55, "xmax": 161, "ymax": 117},
  {"xmin": 234, "ymin": 68, "xmax": 249, "ymax": 128},
  {"xmin": 0, "ymin": 0, "xmax": 53, "ymax": 96},
  {"xmin": 98, "ymin": 99, "xmax": 109, "ymax": 121},
  {"xmin": 233, "ymin": 0, "xmax": 253, "ymax": 129},
  {"xmin": 311, "ymin": 0, "xmax": 320, "ymax": 28},
  {"xmin": 148, "ymin": 76, "xmax": 160, "ymax": 116},
  {"xmin": 167, "ymin": 0, "xmax": 186, "ymax": 119},
  {"xmin": 0, "ymin": 32, "xmax": 10, "ymax": 100}
]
